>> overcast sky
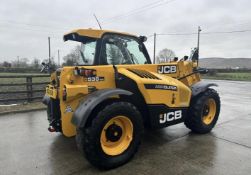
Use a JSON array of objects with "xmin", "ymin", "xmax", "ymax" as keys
[{"xmin": 0, "ymin": 0, "xmax": 251, "ymax": 63}]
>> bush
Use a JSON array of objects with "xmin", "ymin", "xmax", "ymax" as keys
[{"xmin": 208, "ymin": 69, "xmax": 217, "ymax": 76}]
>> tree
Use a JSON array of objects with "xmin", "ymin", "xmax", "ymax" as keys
[
  {"xmin": 63, "ymin": 46, "xmax": 81, "ymax": 66},
  {"xmin": 156, "ymin": 48, "xmax": 176, "ymax": 63},
  {"xmin": 12, "ymin": 57, "xmax": 29, "ymax": 68},
  {"xmin": 31, "ymin": 58, "xmax": 40, "ymax": 69},
  {"xmin": 2, "ymin": 61, "xmax": 11, "ymax": 67}
]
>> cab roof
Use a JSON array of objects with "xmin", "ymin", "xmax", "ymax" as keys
[{"xmin": 63, "ymin": 28, "xmax": 136, "ymax": 41}]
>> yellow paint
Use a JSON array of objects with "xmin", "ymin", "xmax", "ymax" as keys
[
  {"xmin": 44, "ymin": 28, "xmax": 204, "ymax": 137},
  {"xmin": 50, "ymin": 72, "xmax": 57, "ymax": 82},
  {"xmin": 45, "ymin": 85, "xmax": 57, "ymax": 99},
  {"xmin": 54, "ymin": 61, "xmax": 200, "ymax": 136},
  {"xmin": 64, "ymin": 28, "xmax": 136, "ymax": 39},
  {"xmin": 100, "ymin": 116, "xmax": 133, "ymax": 156},
  {"xmin": 203, "ymin": 98, "xmax": 216, "ymax": 125},
  {"xmin": 64, "ymin": 84, "xmax": 88, "ymax": 102},
  {"xmin": 47, "ymin": 59, "xmax": 201, "ymax": 137},
  {"xmin": 118, "ymin": 67, "xmax": 191, "ymax": 108}
]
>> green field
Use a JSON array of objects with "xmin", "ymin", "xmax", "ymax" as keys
[
  {"xmin": 0, "ymin": 73, "xmax": 50, "ymax": 104},
  {"xmin": 0, "ymin": 72, "xmax": 50, "ymax": 92},
  {"xmin": 0, "ymin": 72, "xmax": 50, "ymax": 84},
  {"xmin": 202, "ymin": 72, "xmax": 251, "ymax": 81}
]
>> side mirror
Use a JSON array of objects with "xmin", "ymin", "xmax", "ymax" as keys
[{"xmin": 139, "ymin": 36, "xmax": 147, "ymax": 42}]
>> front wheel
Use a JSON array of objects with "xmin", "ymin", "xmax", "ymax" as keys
[
  {"xmin": 185, "ymin": 88, "xmax": 221, "ymax": 134},
  {"xmin": 76, "ymin": 102, "xmax": 144, "ymax": 169}
]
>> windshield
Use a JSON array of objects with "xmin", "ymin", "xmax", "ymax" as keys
[{"xmin": 62, "ymin": 40, "xmax": 97, "ymax": 66}]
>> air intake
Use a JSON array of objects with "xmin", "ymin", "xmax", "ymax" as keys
[{"xmin": 128, "ymin": 69, "xmax": 160, "ymax": 80}]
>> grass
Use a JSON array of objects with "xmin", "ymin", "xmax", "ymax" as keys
[
  {"xmin": 0, "ymin": 72, "xmax": 50, "ymax": 105},
  {"xmin": 0, "ymin": 72, "xmax": 46, "ymax": 76},
  {"xmin": 202, "ymin": 72, "xmax": 251, "ymax": 81},
  {"xmin": 0, "ymin": 72, "xmax": 50, "ymax": 84},
  {"xmin": 0, "ymin": 72, "xmax": 50, "ymax": 91}
]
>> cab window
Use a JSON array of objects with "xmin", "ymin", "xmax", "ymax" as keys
[
  {"xmin": 79, "ymin": 40, "xmax": 96, "ymax": 65},
  {"xmin": 100, "ymin": 34, "xmax": 149, "ymax": 65}
]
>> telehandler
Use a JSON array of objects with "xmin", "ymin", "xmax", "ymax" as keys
[{"xmin": 43, "ymin": 28, "xmax": 220, "ymax": 169}]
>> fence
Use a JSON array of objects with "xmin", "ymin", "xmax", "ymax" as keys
[
  {"xmin": 0, "ymin": 67, "xmax": 41, "ymax": 73},
  {"xmin": 0, "ymin": 75, "xmax": 50, "ymax": 104}
]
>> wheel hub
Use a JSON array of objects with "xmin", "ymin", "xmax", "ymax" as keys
[
  {"xmin": 105, "ymin": 123, "xmax": 123, "ymax": 142},
  {"xmin": 203, "ymin": 105, "xmax": 210, "ymax": 116}
]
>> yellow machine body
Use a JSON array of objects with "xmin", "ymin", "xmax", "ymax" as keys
[{"xmin": 45, "ymin": 29, "xmax": 201, "ymax": 137}]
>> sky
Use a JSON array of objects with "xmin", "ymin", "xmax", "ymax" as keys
[{"xmin": 0, "ymin": 0, "xmax": 251, "ymax": 63}]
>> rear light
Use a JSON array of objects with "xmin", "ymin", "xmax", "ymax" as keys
[
  {"xmin": 80, "ymin": 69, "xmax": 96, "ymax": 77},
  {"xmin": 48, "ymin": 126, "xmax": 56, "ymax": 132},
  {"xmin": 74, "ymin": 67, "xmax": 96, "ymax": 77}
]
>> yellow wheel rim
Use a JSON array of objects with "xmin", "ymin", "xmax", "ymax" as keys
[
  {"xmin": 100, "ymin": 116, "xmax": 133, "ymax": 156},
  {"xmin": 202, "ymin": 98, "xmax": 216, "ymax": 125}
]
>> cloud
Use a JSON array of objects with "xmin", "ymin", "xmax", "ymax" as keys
[{"xmin": 0, "ymin": 0, "xmax": 250, "ymax": 62}]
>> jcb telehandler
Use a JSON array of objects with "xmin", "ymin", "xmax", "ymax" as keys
[{"xmin": 43, "ymin": 29, "xmax": 220, "ymax": 169}]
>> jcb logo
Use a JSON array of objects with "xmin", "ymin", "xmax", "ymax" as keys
[
  {"xmin": 158, "ymin": 65, "xmax": 177, "ymax": 74},
  {"xmin": 159, "ymin": 110, "xmax": 182, "ymax": 124}
]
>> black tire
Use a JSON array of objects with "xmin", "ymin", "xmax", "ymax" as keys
[
  {"xmin": 76, "ymin": 101, "xmax": 144, "ymax": 169},
  {"xmin": 185, "ymin": 88, "xmax": 220, "ymax": 134}
]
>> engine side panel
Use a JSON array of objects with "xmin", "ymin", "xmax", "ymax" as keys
[
  {"xmin": 118, "ymin": 68, "xmax": 192, "ymax": 108},
  {"xmin": 116, "ymin": 68, "xmax": 191, "ymax": 128}
]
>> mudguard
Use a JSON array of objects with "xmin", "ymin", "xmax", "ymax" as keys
[
  {"xmin": 191, "ymin": 81, "xmax": 218, "ymax": 97},
  {"xmin": 72, "ymin": 88, "xmax": 133, "ymax": 128}
]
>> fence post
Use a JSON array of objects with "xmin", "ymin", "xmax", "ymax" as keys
[{"xmin": 26, "ymin": 76, "xmax": 33, "ymax": 102}]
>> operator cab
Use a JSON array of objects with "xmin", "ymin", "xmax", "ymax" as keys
[{"xmin": 63, "ymin": 29, "xmax": 151, "ymax": 66}]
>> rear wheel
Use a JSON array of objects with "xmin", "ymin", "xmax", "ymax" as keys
[
  {"xmin": 76, "ymin": 102, "xmax": 144, "ymax": 169},
  {"xmin": 185, "ymin": 88, "xmax": 220, "ymax": 134}
]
